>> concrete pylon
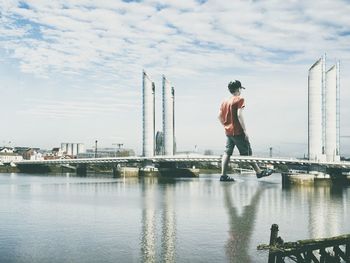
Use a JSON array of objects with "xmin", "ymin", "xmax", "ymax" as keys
[
  {"xmin": 162, "ymin": 75, "xmax": 175, "ymax": 156},
  {"xmin": 142, "ymin": 71, "xmax": 155, "ymax": 157}
]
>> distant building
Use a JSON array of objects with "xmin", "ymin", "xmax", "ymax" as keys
[
  {"xmin": 14, "ymin": 147, "xmax": 43, "ymax": 160},
  {"xmin": 52, "ymin": 147, "xmax": 63, "ymax": 157},
  {"xmin": 78, "ymin": 147, "xmax": 135, "ymax": 158},
  {"xmin": 43, "ymin": 148, "xmax": 65, "ymax": 160},
  {"xmin": 0, "ymin": 147, "xmax": 23, "ymax": 163},
  {"xmin": 60, "ymin": 143, "xmax": 85, "ymax": 157},
  {"xmin": 0, "ymin": 147, "xmax": 14, "ymax": 154}
]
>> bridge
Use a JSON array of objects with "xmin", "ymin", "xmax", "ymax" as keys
[
  {"xmin": 13, "ymin": 155, "xmax": 350, "ymax": 168},
  {"xmin": 11, "ymin": 155, "xmax": 350, "ymax": 180}
]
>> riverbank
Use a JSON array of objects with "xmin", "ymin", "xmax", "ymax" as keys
[{"xmin": 0, "ymin": 166, "xmax": 19, "ymax": 173}]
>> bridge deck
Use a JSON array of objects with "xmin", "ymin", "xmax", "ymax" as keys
[{"xmin": 13, "ymin": 155, "xmax": 350, "ymax": 168}]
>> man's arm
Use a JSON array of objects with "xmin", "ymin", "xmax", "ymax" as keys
[
  {"xmin": 237, "ymin": 108, "xmax": 249, "ymax": 140},
  {"xmin": 218, "ymin": 105, "xmax": 224, "ymax": 125}
]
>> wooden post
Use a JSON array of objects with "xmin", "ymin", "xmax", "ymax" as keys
[
  {"xmin": 320, "ymin": 248, "xmax": 326, "ymax": 263},
  {"xmin": 268, "ymin": 224, "xmax": 279, "ymax": 263}
]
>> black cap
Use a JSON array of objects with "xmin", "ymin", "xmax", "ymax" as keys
[{"xmin": 228, "ymin": 80, "xmax": 245, "ymax": 91}]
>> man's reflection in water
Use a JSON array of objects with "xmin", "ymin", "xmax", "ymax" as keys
[
  {"xmin": 223, "ymin": 184, "xmax": 263, "ymax": 263},
  {"xmin": 140, "ymin": 177, "xmax": 176, "ymax": 263}
]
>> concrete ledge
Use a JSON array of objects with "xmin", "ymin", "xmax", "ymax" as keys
[
  {"xmin": 158, "ymin": 168, "xmax": 200, "ymax": 177},
  {"xmin": 139, "ymin": 168, "xmax": 200, "ymax": 177},
  {"xmin": 282, "ymin": 173, "xmax": 314, "ymax": 185},
  {"xmin": 282, "ymin": 172, "xmax": 350, "ymax": 185},
  {"xmin": 114, "ymin": 167, "xmax": 140, "ymax": 177}
]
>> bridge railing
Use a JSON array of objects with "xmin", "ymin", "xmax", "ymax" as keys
[{"xmin": 11, "ymin": 155, "xmax": 350, "ymax": 168}]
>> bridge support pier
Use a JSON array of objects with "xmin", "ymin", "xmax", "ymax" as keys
[
  {"xmin": 326, "ymin": 167, "xmax": 343, "ymax": 177},
  {"xmin": 112, "ymin": 165, "xmax": 122, "ymax": 178},
  {"xmin": 76, "ymin": 164, "xmax": 87, "ymax": 176}
]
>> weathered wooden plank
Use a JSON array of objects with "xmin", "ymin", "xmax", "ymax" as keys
[
  {"xmin": 306, "ymin": 250, "xmax": 320, "ymax": 263},
  {"xmin": 333, "ymin": 245, "xmax": 348, "ymax": 261},
  {"xmin": 276, "ymin": 255, "xmax": 285, "ymax": 263},
  {"xmin": 295, "ymin": 253, "xmax": 306, "ymax": 262},
  {"xmin": 319, "ymin": 248, "xmax": 326, "ymax": 263},
  {"xmin": 346, "ymin": 242, "xmax": 350, "ymax": 262}
]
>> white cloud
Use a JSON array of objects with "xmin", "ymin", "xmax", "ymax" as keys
[{"xmin": 2, "ymin": 0, "xmax": 348, "ymax": 81}]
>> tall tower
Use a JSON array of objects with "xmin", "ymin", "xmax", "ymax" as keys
[
  {"xmin": 142, "ymin": 71, "xmax": 155, "ymax": 157},
  {"xmin": 308, "ymin": 56, "xmax": 326, "ymax": 161},
  {"xmin": 322, "ymin": 54, "xmax": 326, "ymax": 156},
  {"xmin": 162, "ymin": 75, "xmax": 175, "ymax": 156},
  {"xmin": 325, "ymin": 62, "xmax": 340, "ymax": 162},
  {"xmin": 336, "ymin": 61, "xmax": 340, "ymax": 160},
  {"xmin": 325, "ymin": 65, "xmax": 337, "ymax": 161},
  {"xmin": 308, "ymin": 55, "xmax": 341, "ymax": 162}
]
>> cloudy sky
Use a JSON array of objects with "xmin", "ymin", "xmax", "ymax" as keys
[{"xmin": 1, "ymin": 0, "xmax": 350, "ymax": 157}]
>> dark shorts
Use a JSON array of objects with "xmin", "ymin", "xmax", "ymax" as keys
[{"xmin": 225, "ymin": 134, "xmax": 252, "ymax": 156}]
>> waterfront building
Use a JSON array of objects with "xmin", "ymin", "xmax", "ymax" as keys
[
  {"xmin": 14, "ymin": 147, "xmax": 42, "ymax": 160},
  {"xmin": 0, "ymin": 147, "xmax": 23, "ymax": 163},
  {"xmin": 60, "ymin": 143, "xmax": 85, "ymax": 157},
  {"xmin": 0, "ymin": 147, "xmax": 14, "ymax": 154}
]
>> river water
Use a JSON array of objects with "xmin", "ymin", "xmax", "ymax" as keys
[{"xmin": 0, "ymin": 172, "xmax": 349, "ymax": 263}]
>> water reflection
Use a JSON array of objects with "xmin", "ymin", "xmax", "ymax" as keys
[
  {"xmin": 140, "ymin": 177, "xmax": 157, "ymax": 262},
  {"xmin": 284, "ymin": 182, "xmax": 349, "ymax": 239},
  {"xmin": 161, "ymin": 183, "xmax": 176, "ymax": 262},
  {"xmin": 1, "ymin": 173, "xmax": 350, "ymax": 263},
  {"xmin": 140, "ymin": 177, "xmax": 176, "ymax": 263},
  {"xmin": 223, "ymin": 183, "xmax": 263, "ymax": 263}
]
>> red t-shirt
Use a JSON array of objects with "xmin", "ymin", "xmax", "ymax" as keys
[{"xmin": 219, "ymin": 96, "xmax": 245, "ymax": 136}]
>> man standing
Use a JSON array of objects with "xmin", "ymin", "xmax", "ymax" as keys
[{"xmin": 218, "ymin": 80, "xmax": 273, "ymax": 181}]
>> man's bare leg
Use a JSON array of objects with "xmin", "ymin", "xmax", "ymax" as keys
[
  {"xmin": 223, "ymin": 154, "xmax": 262, "ymax": 175},
  {"xmin": 221, "ymin": 153, "xmax": 230, "ymax": 175},
  {"xmin": 250, "ymin": 162, "xmax": 262, "ymax": 174}
]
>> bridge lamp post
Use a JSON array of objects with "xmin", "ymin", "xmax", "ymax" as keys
[
  {"xmin": 95, "ymin": 140, "xmax": 98, "ymax": 158},
  {"xmin": 117, "ymin": 143, "xmax": 124, "ymax": 151},
  {"xmin": 112, "ymin": 143, "xmax": 124, "ymax": 157},
  {"xmin": 112, "ymin": 143, "xmax": 117, "ymax": 157}
]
